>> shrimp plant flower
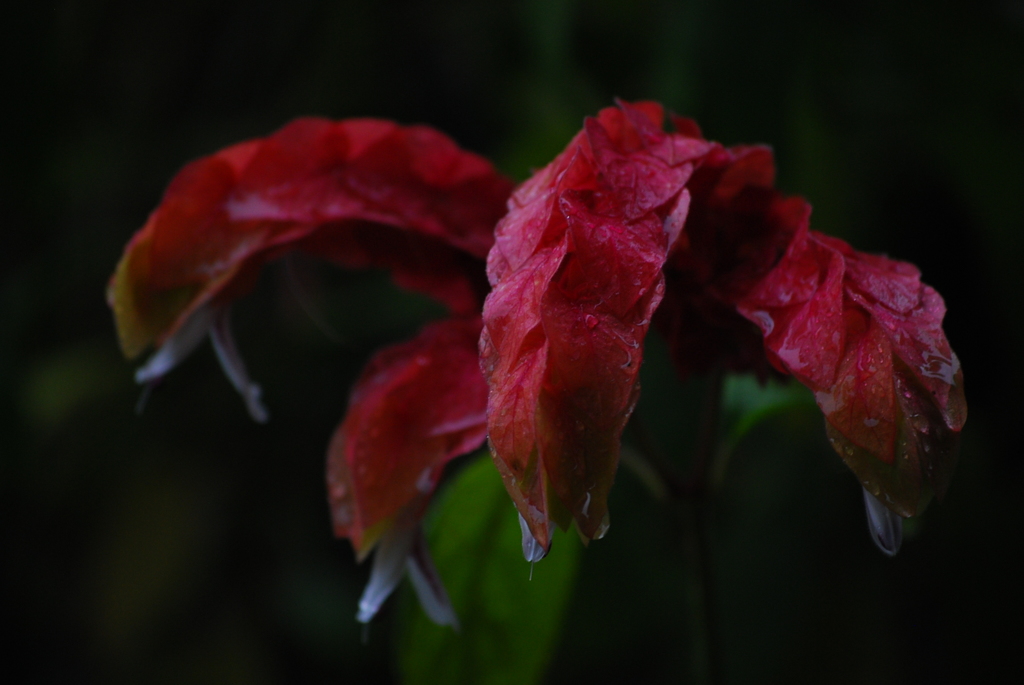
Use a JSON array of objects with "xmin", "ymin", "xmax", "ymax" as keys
[
  {"xmin": 108, "ymin": 117, "xmax": 514, "ymax": 627},
  {"xmin": 481, "ymin": 101, "xmax": 965, "ymax": 558},
  {"xmin": 109, "ymin": 101, "xmax": 965, "ymax": 627}
]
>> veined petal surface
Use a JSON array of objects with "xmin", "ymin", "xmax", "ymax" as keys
[
  {"xmin": 328, "ymin": 317, "xmax": 489, "ymax": 556},
  {"xmin": 481, "ymin": 101, "xmax": 710, "ymax": 547},
  {"xmin": 737, "ymin": 228, "xmax": 966, "ymax": 514},
  {"xmin": 109, "ymin": 117, "xmax": 514, "ymax": 359}
]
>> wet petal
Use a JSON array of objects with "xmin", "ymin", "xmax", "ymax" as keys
[
  {"xmin": 109, "ymin": 117, "xmax": 513, "ymax": 362},
  {"xmin": 737, "ymin": 229, "xmax": 965, "ymax": 514},
  {"xmin": 327, "ymin": 317, "xmax": 488, "ymax": 555},
  {"xmin": 657, "ymin": 144, "xmax": 809, "ymax": 382},
  {"xmin": 482, "ymin": 101, "xmax": 708, "ymax": 547}
]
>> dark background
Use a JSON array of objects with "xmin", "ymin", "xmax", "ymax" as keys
[{"xmin": 3, "ymin": 1, "xmax": 1022, "ymax": 683}]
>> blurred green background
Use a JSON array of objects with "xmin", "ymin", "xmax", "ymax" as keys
[{"xmin": 3, "ymin": 1, "xmax": 1022, "ymax": 683}]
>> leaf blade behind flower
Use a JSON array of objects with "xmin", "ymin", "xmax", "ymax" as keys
[{"xmin": 397, "ymin": 455, "xmax": 581, "ymax": 685}]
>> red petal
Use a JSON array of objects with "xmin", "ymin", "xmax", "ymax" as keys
[
  {"xmin": 326, "ymin": 317, "xmax": 488, "ymax": 556},
  {"xmin": 736, "ymin": 229, "xmax": 966, "ymax": 514},
  {"xmin": 109, "ymin": 118, "xmax": 513, "ymax": 359},
  {"xmin": 740, "ymin": 223, "xmax": 846, "ymax": 389},
  {"xmin": 649, "ymin": 128, "xmax": 966, "ymax": 514},
  {"xmin": 655, "ymin": 144, "xmax": 805, "ymax": 380},
  {"xmin": 482, "ymin": 101, "xmax": 709, "ymax": 546}
]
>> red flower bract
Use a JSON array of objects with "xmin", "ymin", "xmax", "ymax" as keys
[
  {"xmin": 656, "ymin": 118, "xmax": 966, "ymax": 513},
  {"xmin": 481, "ymin": 102, "xmax": 711, "ymax": 550},
  {"xmin": 327, "ymin": 316, "xmax": 489, "ymax": 557},
  {"xmin": 114, "ymin": 100, "xmax": 966, "ymax": 624},
  {"xmin": 483, "ymin": 100, "xmax": 965, "ymax": 549},
  {"xmin": 655, "ymin": 136, "xmax": 805, "ymax": 381},
  {"xmin": 737, "ymin": 230, "xmax": 967, "ymax": 514},
  {"xmin": 107, "ymin": 117, "xmax": 514, "ymax": 602},
  {"xmin": 109, "ymin": 117, "xmax": 509, "ymax": 360}
]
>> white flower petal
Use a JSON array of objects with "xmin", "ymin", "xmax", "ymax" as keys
[
  {"xmin": 134, "ymin": 305, "xmax": 216, "ymax": 384},
  {"xmin": 356, "ymin": 522, "xmax": 418, "ymax": 624},
  {"xmin": 519, "ymin": 511, "xmax": 549, "ymax": 563},
  {"xmin": 406, "ymin": 527, "xmax": 459, "ymax": 630},
  {"xmin": 209, "ymin": 307, "xmax": 269, "ymax": 423},
  {"xmin": 863, "ymin": 486, "xmax": 903, "ymax": 557}
]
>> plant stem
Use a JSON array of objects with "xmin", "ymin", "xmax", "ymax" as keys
[
  {"xmin": 687, "ymin": 369, "xmax": 724, "ymax": 685},
  {"xmin": 687, "ymin": 496, "xmax": 722, "ymax": 685},
  {"xmin": 688, "ymin": 367, "xmax": 724, "ymax": 492},
  {"xmin": 624, "ymin": 413, "xmax": 690, "ymax": 499},
  {"xmin": 624, "ymin": 370, "xmax": 726, "ymax": 684}
]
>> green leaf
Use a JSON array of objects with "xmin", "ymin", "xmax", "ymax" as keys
[
  {"xmin": 721, "ymin": 374, "xmax": 816, "ymax": 447},
  {"xmin": 714, "ymin": 375, "xmax": 816, "ymax": 486},
  {"xmin": 397, "ymin": 455, "xmax": 581, "ymax": 685}
]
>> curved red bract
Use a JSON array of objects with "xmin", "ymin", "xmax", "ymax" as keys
[
  {"xmin": 656, "ymin": 139, "xmax": 805, "ymax": 381},
  {"xmin": 737, "ymin": 230, "xmax": 966, "ymax": 514},
  {"xmin": 483, "ymin": 100, "xmax": 966, "ymax": 546},
  {"xmin": 112, "ymin": 103, "xmax": 966, "ymax": 618},
  {"xmin": 108, "ymin": 117, "xmax": 513, "ymax": 570},
  {"xmin": 108, "ymin": 117, "xmax": 513, "ymax": 359},
  {"xmin": 481, "ymin": 101, "xmax": 711, "ymax": 549},
  {"xmin": 327, "ymin": 317, "xmax": 489, "ymax": 557}
]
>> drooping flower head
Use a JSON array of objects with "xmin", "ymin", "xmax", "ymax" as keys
[
  {"xmin": 108, "ymin": 116, "xmax": 515, "ymax": 623},
  {"xmin": 736, "ymin": 230, "xmax": 966, "ymax": 517},
  {"xmin": 481, "ymin": 102, "xmax": 712, "ymax": 551},
  {"xmin": 110, "ymin": 118, "xmax": 508, "ymax": 362},
  {"xmin": 482, "ymin": 100, "xmax": 965, "ymax": 555},
  {"xmin": 660, "ymin": 112, "xmax": 966, "ymax": 533},
  {"xmin": 112, "ymin": 100, "xmax": 966, "ymax": 637}
]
